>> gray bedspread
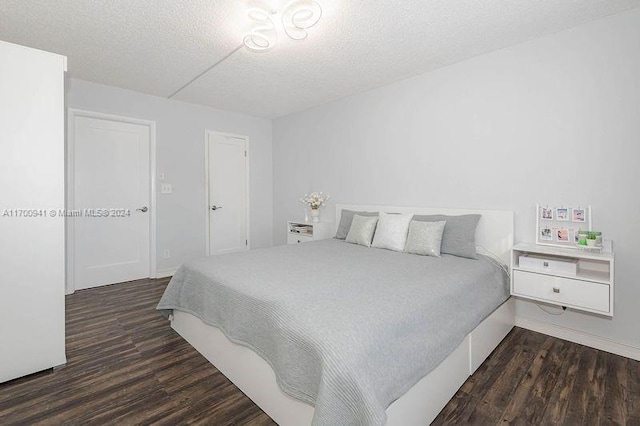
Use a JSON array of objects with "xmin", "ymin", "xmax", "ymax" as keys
[{"xmin": 157, "ymin": 239, "xmax": 509, "ymax": 426}]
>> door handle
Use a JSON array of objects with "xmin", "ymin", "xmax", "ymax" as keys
[
  {"xmin": 210, "ymin": 205, "xmax": 223, "ymax": 211},
  {"xmin": 137, "ymin": 206, "xmax": 148, "ymax": 213}
]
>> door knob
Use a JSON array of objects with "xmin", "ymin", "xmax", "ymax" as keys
[
  {"xmin": 210, "ymin": 205, "xmax": 223, "ymax": 211},
  {"xmin": 137, "ymin": 206, "xmax": 148, "ymax": 212}
]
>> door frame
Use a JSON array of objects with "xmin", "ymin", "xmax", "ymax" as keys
[
  {"xmin": 66, "ymin": 108, "xmax": 157, "ymax": 294},
  {"xmin": 204, "ymin": 130, "xmax": 250, "ymax": 256}
]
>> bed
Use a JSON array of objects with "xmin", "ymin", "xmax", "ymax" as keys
[{"xmin": 158, "ymin": 204, "xmax": 515, "ymax": 425}]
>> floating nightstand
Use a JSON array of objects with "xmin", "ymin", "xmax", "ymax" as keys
[{"xmin": 510, "ymin": 243, "xmax": 614, "ymax": 316}]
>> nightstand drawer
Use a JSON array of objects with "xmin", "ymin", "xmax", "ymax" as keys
[
  {"xmin": 512, "ymin": 270, "xmax": 609, "ymax": 313},
  {"xmin": 287, "ymin": 234, "xmax": 313, "ymax": 244}
]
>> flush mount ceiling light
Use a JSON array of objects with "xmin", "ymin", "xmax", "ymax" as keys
[
  {"xmin": 243, "ymin": 0, "xmax": 322, "ymax": 52},
  {"xmin": 169, "ymin": 0, "xmax": 322, "ymax": 98}
]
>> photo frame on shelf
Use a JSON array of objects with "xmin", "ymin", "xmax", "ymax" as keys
[
  {"xmin": 540, "ymin": 226, "xmax": 553, "ymax": 241},
  {"xmin": 536, "ymin": 204, "xmax": 592, "ymax": 248},
  {"xmin": 572, "ymin": 208, "xmax": 586, "ymax": 223},
  {"xmin": 540, "ymin": 207, "xmax": 553, "ymax": 221},
  {"xmin": 556, "ymin": 207, "xmax": 569, "ymax": 221},
  {"xmin": 556, "ymin": 228, "xmax": 569, "ymax": 242}
]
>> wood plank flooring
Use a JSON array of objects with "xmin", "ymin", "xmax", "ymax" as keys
[
  {"xmin": 0, "ymin": 278, "xmax": 638, "ymax": 425},
  {"xmin": 0, "ymin": 278, "xmax": 274, "ymax": 426},
  {"xmin": 432, "ymin": 326, "xmax": 640, "ymax": 425}
]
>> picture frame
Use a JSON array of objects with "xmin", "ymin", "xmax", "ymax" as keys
[
  {"xmin": 540, "ymin": 207, "xmax": 553, "ymax": 221},
  {"xmin": 572, "ymin": 208, "xmax": 586, "ymax": 223},
  {"xmin": 556, "ymin": 208, "xmax": 569, "ymax": 221},
  {"xmin": 540, "ymin": 227, "xmax": 553, "ymax": 241},
  {"xmin": 556, "ymin": 228, "xmax": 569, "ymax": 242},
  {"xmin": 535, "ymin": 204, "xmax": 592, "ymax": 248}
]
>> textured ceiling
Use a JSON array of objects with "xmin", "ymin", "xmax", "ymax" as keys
[{"xmin": 1, "ymin": 0, "xmax": 639, "ymax": 118}]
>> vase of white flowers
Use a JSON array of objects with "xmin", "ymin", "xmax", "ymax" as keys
[
  {"xmin": 300, "ymin": 192, "xmax": 330, "ymax": 223},
  {"xmin": 310, "ymin": 208, "xmax": 320, "ymax": 223}
]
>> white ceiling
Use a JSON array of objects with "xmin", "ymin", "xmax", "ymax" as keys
[{"xmin": 1, "ymin": 0, "xmax": 639, "ymax": 118}]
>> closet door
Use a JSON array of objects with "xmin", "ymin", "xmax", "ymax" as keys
[
  {"xmin": 0, "ymin": 40, "xmax": 66, "ymax": 382},
  {"xmin": 207, "ymin": 132, "xmax": 249, "ymax": 256}
]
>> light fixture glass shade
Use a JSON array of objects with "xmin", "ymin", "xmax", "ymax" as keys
[
  {"xmin": 243, "ymin": 8, "xmax": 277, "ymax": 52},
  {"xmin": 282, "ymin": 0, "xmax": 322, "ymax": 41},
  {"xmin": 243, "ymin": 0, "xmax": 322, "ymax": 51}
]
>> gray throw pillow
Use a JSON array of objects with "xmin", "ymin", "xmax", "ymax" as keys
[
  {"xmin": 345, "ymin": 215, "xmax": 379, "ymax": 247},
  {"xmin": 412, "ymin": 214, "xmax": 481, "ymax": 259},
  {"xmin": 404, "ymin": 220, "xmax": 446, "ymax": 257},
  {"xmin": 335, "ymin": 210, "xmax": 379, "ymax": 239}
]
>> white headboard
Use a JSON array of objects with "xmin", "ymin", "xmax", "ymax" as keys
[{"xmin": 335, "ymin": 204, "xmax": 514, "ymax": 262}]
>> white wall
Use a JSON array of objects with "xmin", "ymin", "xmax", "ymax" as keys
[
  {"xmin": 273, "ymin": 9, "xmax": 640, "ymax": 347},
  {"xmin": 66, "ymin": 78, "xmax": 273, "ymax": 275}
]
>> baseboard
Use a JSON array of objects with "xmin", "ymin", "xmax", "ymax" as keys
[
  {"xmin": 155, "ymin": 268, "xmax": 177, "ymax": 279},
  {"xmin": 515, "ymin": 315, "xmax": 640, "ymax": 361}
]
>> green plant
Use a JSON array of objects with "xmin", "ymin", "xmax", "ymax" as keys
[{"xmin": 587, "ymin": 232, "xmax": 597, "ymax": 240}]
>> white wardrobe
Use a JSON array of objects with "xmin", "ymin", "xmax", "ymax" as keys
[{"xmin": 0, "ymin": 40, "xmax": 67, "ymax": 382}]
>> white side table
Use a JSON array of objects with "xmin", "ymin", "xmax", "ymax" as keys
[{"xmin": 287, "ymin": 221, "xmax": 334, "ymax": 244}]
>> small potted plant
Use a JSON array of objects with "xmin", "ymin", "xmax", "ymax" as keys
[
  {"xmin": 577, "ymin": 230, "xmax": 589, "ymax": 246},
  {"xmin": 586, "ymin": 232, "xmax": 597, "ymax": 247},
  {"xmin": 300, "ymin": 192, "xmax": 330, "ymax": 223}
]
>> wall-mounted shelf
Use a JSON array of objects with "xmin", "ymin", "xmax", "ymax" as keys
[{"xmin": 510, "ymin": 243, "xmax": 614, "ymax": 316}]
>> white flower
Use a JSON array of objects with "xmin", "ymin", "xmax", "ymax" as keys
[{"xmin": 299, "ymin": 192, "xmax": 330, "ymax": 209}]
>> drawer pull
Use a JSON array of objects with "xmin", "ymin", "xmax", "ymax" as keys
[{"xmin": 553, "ymin": 287, "xmax": 560, "ymax": 293}]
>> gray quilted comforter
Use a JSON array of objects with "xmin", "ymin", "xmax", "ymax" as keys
[{"xmin": 157, "ymin": 239, "xmax": 508, "ymax": 425}]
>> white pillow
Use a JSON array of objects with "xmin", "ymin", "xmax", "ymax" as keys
[
  {"xmin": 404, "ymin": 220, "xmax": 447, "ymax": 257},
  {"xmin": 345, "ymin": 215, "xmax": 379, "ymax": 247},
  {"xmin": 371, "ymin": 212, "xmax": 413, "ymax": 252}
]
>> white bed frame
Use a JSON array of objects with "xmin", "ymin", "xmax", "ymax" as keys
[{"xmin": 171, "ymin": 205, "xmax": 515, "ymax": 425}]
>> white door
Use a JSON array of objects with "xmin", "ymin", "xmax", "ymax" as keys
[
  {"xmin": 72, "ymin": 115, "xmax": 151, "ymax": 290},
  {"xmin": 207, "ymin": 132, "xmax": 248, "ymax": 255}
]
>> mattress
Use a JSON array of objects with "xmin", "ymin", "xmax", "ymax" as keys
[{"xmin": 157, "ymin": 239, "xmax": 509, "ymax": 426}]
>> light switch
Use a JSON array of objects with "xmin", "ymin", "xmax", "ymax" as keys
[{"xmin": 161, "ymin": 183, "xmax": 172, "ymax": 194}]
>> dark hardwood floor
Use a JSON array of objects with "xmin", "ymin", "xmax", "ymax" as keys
[
  {"xmin": 0, "ymin": 278, "xmax": 274, "ymax": 426},
  {"xmin": 0, "ymin": 278, "xmax": 638, "ymax": 425},
  {"xmin": 433, "ymin": 324, "xmax": 640, "ymax": 425}
]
